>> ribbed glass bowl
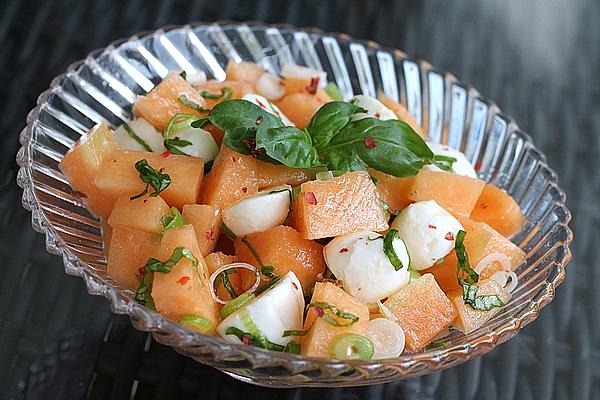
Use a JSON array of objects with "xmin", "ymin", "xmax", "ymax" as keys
[{"xmin": 16, "ymin": 22, "xmax": 572, "ymax": 387}]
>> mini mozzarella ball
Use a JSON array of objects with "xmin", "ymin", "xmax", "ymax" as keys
[
  {"xmin": 171, "ymin": 127, "xmax": 220, "ymax": 161},
  {"xmin": 222, "ymin": 185, "xmax": 291, "ymax": 237},
  {"xmin": 242, "ymin": 93, "xmax": 295, "ymax": 126},
  {"xmin": 217, "ymin": 271, "xmax": 304, "ymax": 346},
  {"xmin": 323, "ymin": 231, "xmax": 410, "ymax": 305},
  {"xmin": 280, "ymin": 64, "xmax": 327, "ymax": 87},
  {"xmin": 185, "ymin": 71, "xmax": 207, "ymax": 85},
  {"xmin": 255, "ymin": 73, "xmax": 286, "ymax": 101},
  {"xmin": 113, "ymin": 118, "xmax": 166, "ymax": 152},
  {"xmin": 391, "ymin": 200, "xmax": 463, "ymax": 270},
  {"xmin": 350, "ymin": 95, "xmax": 397, "ymax": 121},
  {"xmin": 423, "ymin": 142, "xmax": 478, "ymax": 178},
  {"xmin": 367, "ymin": 318, "xmax": 406, "ymax": 359}
]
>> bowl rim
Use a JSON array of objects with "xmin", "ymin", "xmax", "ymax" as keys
[{"xmin": 15, "ymin": 21, "xmax": 573, "ymax": 373}]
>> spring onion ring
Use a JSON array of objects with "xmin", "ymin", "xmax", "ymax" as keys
[
  {"xmin": 474, "ymin": 252, "xmax": 511, "ymax": 274},
  {"xmin": 209, "ymin": 262, "xmax": 260, "ymax": 305}
]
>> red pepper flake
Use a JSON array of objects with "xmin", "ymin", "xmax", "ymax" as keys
[
  {"xmin": 374, "ymin": 112, "xmax": 381, "ymax": 119},
  {"xmin": 445, "ymin": 232, "xmax": 455, "ymax": 241},
  {"xmin": 480, "ymin": 204, "xmax": 488, "ymax": 209},
  {"xmin": 428, "ymin": 224, "xmax": 437, "ymax": 229},
  {"xmin": 138, "ymin": 267, "xmax": 145, "ymax": 276},
  {"xmin": 160, "ymin": 150, "xmax": 171, "ymax": 158},
  {"xmin": 241, "ymin": 186, "xmax": 248, "ymax": 194},
  {"xmin": 474, "ymin": 161, "xmax": 482, "ymax": 171},
  {"xmin": 364, "ymin": 136, "xmax": 377, "ymax": 149},
  {"xmin": 292, "ymin": 282, "xmax": 298, "ymax": 290},
  {"xmin": 159, "ymin": 167, "xmax": 165, "ymax": 173},
  {"xmin": 231, "ymin": 156, "xmax": 236, "ymax": 162},
  {"xmin": 339, "ymin": 247, "xmax": 349, "ymax": 253},
  {"xmin": 204, "ymin": 230, "xmax": 214, "ymax": 241},
  {"xmin": 305, "ymin": 77, "xmax": 319, "ymax": 94},
  {"xmin": 380, "ymin": 297, "xmax": 388, "ymax": 303},
  {"xmin": 177, "ymin": 276, "xmax": 190, "ymax": 285},
  {"xmin": 242, "ymin": 336, "xmax": 252, "ymax": 345},
  {"xmin": 314, "ymin": 307, "xmax": 324, "ymax": 317},
  {"xmin": 256, "ymin": 116, "xmax": 264, "ymax": 125},
  {"xmin": 305, "ymin": 191, "xmax": 317, "ymax": 205},
  {"xmin": 256, "ymin": 99, "xmax": 267, "ymax": 109},
  {"xmin": 74, "ymin": 190, "xmax": 87, "ymax": 199}
]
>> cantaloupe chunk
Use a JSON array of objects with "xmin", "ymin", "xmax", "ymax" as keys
[
  {"xmin": 205, "ymin": 252, "xmax": 242, "ymax": 302},
  {"xmin": 133, "ymin": 72, "xmax": 208, "ymax": 131},
  {"xmin": 447, "ymin": 278, "xmax": 511, "ymax": 333},
  {"xmin": 101, "ymin": 219, "xmax": 112, "ymax": 256},
  {"xmin": 255, "ymin": 159, "xmax": 312, "ymax": 189},
  {"xmin": 107, "ymin": 226, "xmax": 160, "ymax": 290},
  {"xmin": 59, "ymin": 123, "xmax": 118, "ymax": 218},
  {"xmin": 152, "ymin": 225, "xmax": 219, "ymax": 331},
  {"xmin": 383, "ymin": 273, "xmax": 456, "ymax": 352},
  {"xmin": 200, "ymin": 146, "xmax": 259, "ymax": 209},
  {"xmin": 293, "ymin": 171, "xmax": 389, "ymax": 239},
  {"xmin": 301, "ymin": 282, "xmax": 370, "ymax": 358},
  {"xmin": 407, "ymin": 170, "xmax": 485, "ymax": 217},
  {"xmin": 107, "ymin": 195, "xmax": 170, "ymax": 234},
  {"xmin": 470, "ymin": 184, "xmax": 524, "ymax": 237},
  {"xmin": 225, "ymin": 60, "xmax": 265, "ymax": 84},
  {"xmin": 275, "ymin": 92, "xmax": 326, "ymax": 128},
  {"xmin": 234, "ymin": 225, "xmax": 325, "ymax": 296},
  {"xmin": 193, "ymin": 80, "xmax": 253, "ymax": 108},
  {"xmin": 377, "ymin": 92, "xmax": 425, "ymax": 138},
  {"xmin": 369, "ymin": 168, "xmax": 415, "ymax": 213},
  {"xmin": 182, "ymin": 204, "xmax": 221, "ymax": 257},
  {"xmin": 477, "ymin": 221, "xmax": 526, "ymax": 280},
  {"xmin": 95, "ymin": 150, "xmax": 204, "ymax": 210}
]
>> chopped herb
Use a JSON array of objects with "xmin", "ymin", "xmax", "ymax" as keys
[
  {"xmin": 282, "ymin": 330, "xmax": 307, "ymax": 337},
  {"xmin": 179, "ymin": 314, "xmax": 213, "ymax": 333},
  {"xmin": 200, "ymin": 86, "xmax": 233, "ymax": 100},
  {"xmin": 122, "ymin": 122, "xmax": 152, "ymax": 152},
  {"xmin": 164, "ymin": 137, "xmax": 193, "ymax": 156},
  {"xmin": 214, "ymin": 269, "xmax": 238, "ymax": 300},
  {"xmin": 129, "ymin": 159, "xmax": 171, "ymax": 200},
  {"xmin": 134, "ymin": 268, "xmax": 155, "ymax": 309},
  {"xmin": 161, "ymin": 206, "xmax": 186, "ymax": 230},
  {"xmin": 284, "ymin": 341, "xmax": 301, "ymax": 354},
  {"xmin": 291, "ymin": 186, "xmax": 301, "ymax": 200},
  {"xmin": 425, "ymin": 341, "xmax": 448, "ymax": 350},
  {"xmin": 190, "ymin": 118, "xmax": 211, "ymax": 129},
  {"xmin": 221, "ymin": 222, "xmax": 236, "ymax": 240},
  {"xmin": 240, "ymin": 237, "xmax": 280, "ymax": 295},
  {"xmin": 383, "ymin": 229, "xmax": 407, "ymax": 271},
  {"xmin": 225, "ymin": 326, "xmax": 285, "ymax": 351},
  {"xmin": 178, "ymin": 94, "xmax": 209, "ymax": 112},
  {"xmin": 179, "ymin": 70, "xmax": 187, "ymax": 79},
  {"xmin": 307, "ymin": 301, "xmax": 359, "ymax": 327},
  {"xmin": 432, "ymin": 154, "xmax": 457, "ymax": 172}
]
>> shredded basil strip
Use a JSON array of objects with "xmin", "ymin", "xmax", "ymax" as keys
[
  {"xmin": 383, "ymin": 229, "xmax": 406, "ymax": 271},
  {"xmin": 240, "ymin": 237, "xmax": 280, "ymax": 295},
  {"xmin": 282, "ymin": 330, "xmax": 307, "ymax": 337},
  {"xmin": 134, "ymin": 269, "xmax": 155, "ymax": 310},
  {"xmin": 161, "ymin": 206, "xmax": 186, "ymax": 231},
  {"xmin": 214, "ymin": 269, "xmax": 238, "ymax": 299},
  {"xmin": 225, "ymin": 327, "xmax": 285, "ymax": 351},
  {"xmin": 200, "ymin": 86, "xmax": 233, "ymax": 100},
  {"xmin": 122, "ymin": 122, "xmax": 153, "ymax": 152},
  {"xmin": 178, "ymin": 94, "xmax": 210, "ymax": 112},
  {"xmin": 432, "ymin": 154, "xmax": 457, "ymax": 172},
  {"xmin": 425, "ymin": 341, "xmax": 448, "ymax": 350},
  {"xmin": 220, "ymin": 222, "xmax": 237, "ymax": 240},
  {"xmin": 284, "ymin": 341, "xmax": 301, "ymax": 354},
  {"xmin": 307, "ymin": 301, "xmax": 359, "ymax": 327},
  {"xmin": 129, "ymin": 159, "xmax": 171, "ymax": 200},
  {"xmin": 164, "ymin": 138, "xmax": 193, "ymax": 156}
]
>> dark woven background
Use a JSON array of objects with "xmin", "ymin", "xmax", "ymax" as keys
[{"xmin": 1, "ymin": 0, "xmax": 598, "ymax": 399}]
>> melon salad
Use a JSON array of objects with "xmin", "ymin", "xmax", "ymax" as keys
[{"xmin": 59, "ymin": 60, "xmax": 526, "ymax": 360}]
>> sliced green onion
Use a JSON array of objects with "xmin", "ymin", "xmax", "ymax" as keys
[
  {"xmin": 161, "ymin": 206, "xmax": 186, "ymax": 231},
  {"xmin": 284, "ymin": 341, "xmax": 301, "ymax": 354},
  {"xmin": 178, "ymin": 95, "xmax": 210, "ymax": 112},
  {"xmin": 179, "ymin": 314, "xmax": 213, "ymax": 333},
  {"xmin": 316, "ymin": 170, "xmax": 334, "ymax": 181},
  {"xmin": 220, "ymin": 292, "xmax": 256, "ymax": 319},
  {"xmin": 307, "ymin": 302, "xmax": 359, "ymax": 327},
  {"xmin": 329, "ymin": 333, "xmax": 374, "ymax": 360},
  {"xmin": 282, "ymin": 329, "xmax": 307, "ymax": 337},
  {"xmin": 122, "ymin": 122, "xmax": 153, "ymax": 152},
  {"xmin": 200, "ymin": 86, "xmax": 233, "ymax": 100},
  {"xmin": 165, "ymin": 113, "xmax": 198, "ymax": 138}
]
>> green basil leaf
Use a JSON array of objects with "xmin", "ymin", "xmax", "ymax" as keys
[
  {"xmin": 145, "ymin": 246, "xmax": 198, "ymax": 274},
  {"xmin": 164, "ymin": 138, "xmax": 193, "ymax": 156},
  {"xmin": 178, "ymin": 95, "xmax": 209, "ymax": 112},
  {"xmin": 161, "ymin": 206, "xmax": 186, "ymax": 231},
  {"xmin": 307, "ymin": 301, "xmax": 359, "ymax": 327},
  {"xmin": 129, "ymin": 159, "xmax": 172, "ymax": 200},
  {"xmin": 383, "ymin": 229, "xmax": 406, "ymax": 271},
  {"xmin": 122, "ymin": 122, "xmax": 152, "ymax": 152},
  {"xmin": 306, "ymin": 101, "xmax": 363, "ymax": 149},
  {"xmin": 461, "ymin": 282, "xmax": 505, "ymax": 311},
  {"xmin": 454, "ymin": 230, "xmax": 479, "ymax": 284},
  {"xmin": 255, "ymin": 126, "xmax": 323, "ymax": 168},
  {"xmin": 200, "ymin": 86, "xmax": 233, "ymax": 100}
]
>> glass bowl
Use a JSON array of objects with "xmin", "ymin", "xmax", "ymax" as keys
[{"xmin": 16, "ymin": 22, "xmax": 572, "ymax": 387}]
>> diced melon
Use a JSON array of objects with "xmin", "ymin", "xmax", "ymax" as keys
[
  {"xmin": 193, "ymin": 80, "xmax": 253, "ymax": 108},
  {"xmin": 315, "ymin": 88, "xmax": 333, "ymax": 103},
  {"xmin": 59, "ymin": 123, "xmax": 118, "ymax": 217},
  {"xmin": 407, "ymin": 170, "xmax": 485, "ymax": 217},
  {"xmin": 95, "ymin": 150, "xmax": 204, "ymax": 210},
  {"xmin": 293, "ymin": 171, "xmax": 389, "ymax": 239},
  {"xmin": 470, "ymin": 184, "xmax": 525, "ymax": 237},
  {"xmin": 225, "ymin": 60, "xmax": 265, "ymax": 84},
  {"xmin": 477, "ymin": 221, "xmax": 526, "ymax": 279},
  {"xmin": 152, "ymin": 225, "xmax": 219, "ymax": 331},
  {"xmin": 383, "ymin": 273, "xmax": 457, "ymax": 352},
  {"xmin": 447, "ymin": 278, "xmax": 511, "ymax": 333},
  {"xmin": 234, "ymin": 225, "xmax": 325, "ymax": 296},
  {"xmin": 255, "ymin": 159, "xmax": 312, "ymax": 189},
  {"xmin": 101, "ymin": 218, "xmax": 112, "ymax": 256},
  {"xmin": 107, "ymin": 226, "xmax": 160, "ymax": 290},
  {"xmin": 205, "ymin": 252, "xmax": 242, "ymax": 302},
  {"xmin": 182, "ymin": 204, "xmax": 221, "ymax": 256},
  {"xmin": 369, "ymin": 168, "xmax": 415, "ymax": 212},
  {"xmin": 275, "ymin": 92, "xmax": 326, "ymax": 128},
  {"xmin": 301, "ymin": 282, "xmax": 370, "ymax": 358},
  {"xmin": 133, "ymin": 72, "xmax": 208, "ymax": 131},
  {"xmin": 200, "ymin": 146, "xmax": 259, "ymax": 209},
  {"xmin": 107, "ymin": 195, "xmax": 170, "ymax": 234},
  {"xmin": 377, "ymin": 92, "xmax": 426, "ymax": 138}
]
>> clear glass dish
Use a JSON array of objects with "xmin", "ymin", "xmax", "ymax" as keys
[{"xmin": 16, "ymin": 22, "xmax": 572, "ymax": 387}]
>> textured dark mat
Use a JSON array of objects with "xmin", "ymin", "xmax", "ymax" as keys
[{"xmin": 1, "ymin": 0, "xmax": 598, "ymax": 399}]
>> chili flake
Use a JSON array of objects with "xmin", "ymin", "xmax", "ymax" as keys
[
  {"xmin": 138, "ymin": 266, "xmax": 145, "ymax": 276},
  {"xmin": 177, "ymin": 276, "xmax": 191, "ymax": 285},
  {"xmin": 428, "ymin": 224, "xmax": 437, "ymax": 229},
  {"xmin": 74, "ymin": 190, "xmax": 87, "ymax": 199},
  {"xmin": 364, "ymin": 136, "xmax": 377, "ymax": 149},
  {"xmin": 256, "ymin": 99, "xmax": 267, "ymax": 109},
  {"xmin": 314, "ymin": 307, "xmax": 324, "ymax": 317},
  {"xmin": 242, "ymin": 336, "xmax": 252, "ymax": 345},
  {"xmin": 339, "ymin": 247, "xmax": 349, "ymax": 253},
  {"xmin": 292, "ymin": 282, "xmax": 299, "ymax": 290},
  {"xmin": 241, "ymin": 186, "xmax": 248, "ymax": 194},
  {"xmin": 305, "ymin": 191, "xmax": 317, "ymax": 205},
  {"xmin": 474, "ymin": 161, "xmax": 482, "ymax": 171},
  {"xmin": 306, "ymin": 77, "xmax": 319, "ymax": 94},
  {"xmin": 374, "ymin": 112, "xmax": 381, "ymax": 118},
  {"xmin": 444, "ymin": 232, "xmax": 455, "ymax": 241},
  {"xmin": 160, "ymin": 150, "xmax": 171, "ymax": 158},
  {"xmin": 204, "ymin": 230, "xmax": 214, "ymax": 241}
]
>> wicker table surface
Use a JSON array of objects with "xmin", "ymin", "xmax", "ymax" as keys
[{"xmin": 1, "ymin": 0, "xmax": 598, "ymax": 399}]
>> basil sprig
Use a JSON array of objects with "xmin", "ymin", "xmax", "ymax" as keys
[
  {"xmin": 130, "ymin": 159, "xmax": 171, "ymax": 200},
  {"xmin": 383, "ymin": 229, "xmax": 408, "ymax": 271},
  {"xmin": 307, "ymin": 301, "xmax": 359, "ymax": 327},
  {"xmin": 455, "ymin": 230, "xmax": 505, "ymax": 311}
]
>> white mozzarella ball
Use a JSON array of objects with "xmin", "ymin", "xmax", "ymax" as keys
[
  {"xmin": 222, "ymin": 185, "xmax": 292, "ymax": 237},
  {"xmin": 242, "ymin": 93, "xmax": 295, "ymax": 126},
  {"xmin": 280, "ymin": 64, "xmax": 327, "ymax": 87},
  {"xmin": 423, "ymin": 142, "xmax": 478, "ymax": 178},
  {"xmin": 113, "ymin": 118, "xmax": 166, "ymax": 152},
  {"xmin": 185, "ymin": 71, "xmax": 207, "ymax": 85},
  {"xmin": 255, "ymin": 73, "xmax": 286, "ymax": 101},
  {"xmin": 217, "ymin": 271, "xmax": 304, "ymax": 346},
  {"xmin": 170, "ymin": 127, "xmax": 220, "ymax": 162},
  {"xmin": 367, "ymin": 318, "xmax": 406, "ymax": 359},
  {"xmin": 323, "ymin": 231, "xmax": 410, "ymax": 305},
  {"xmin": 390, "ymin": 200, "xmax": 463, "ymax": 270},
  {"xmin": 350, "ymin": 95, "xmax": 397, "ymax": 121}
]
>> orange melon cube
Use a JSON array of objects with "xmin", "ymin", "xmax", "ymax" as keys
[
  {"xmin": 378, "ymin": 92, "xmax": 426, "ymax": 138},
  {"xmin": 301, "ymin": 282, "xmax": 370, "ymax": 358},
  {"xmin": 407, "ymin": 170, "xmax": 485, "ymax": 217},
  {"xmin": 95, "ymin": 150, "xmax": 204, "ymax": 210},
  {"xmin": 152, "ymin": 225, "xmax": 219, "ymax": 331},
  {"xmin": 369, "ymin": 168, "xmax": 415, "ymax": 212},
  {"xmin": 447, "ymin": 278, "xmax": 511, "ymax": 333},
  {"xmin": 275, "ymin": 92, "xmax": 326, "ymax": 128},
  {"xmin": 193, "ymin": 80, "xmax": 253, "ymax": 108},
  {"xmin": 293, "ymin": 171, "xmax": 389, "ymax": 239},
  {"xmin": 205, "ymin": 252, "xmax": 242, "ymax": 302},
  {"xmin": 470, "ymin": 184, "xmax": 525, "ymax": 237},
  {"xmin": 59, "ymin": 123, "xmax": 118, "ymax": 218},
  {"xmin": 255, "ymin": 159, "xmax": 312, "ymax": 189},
  {"xmin": 383, "ymin": 273, "xmax": 457, "ymax": 352},
  {"xmin": 225, "ymin": 60, "xmax": 265, "ymax": 84},
  {"xmin": 200, "ymin": 146, "xmax": 259, "ymax": 209},
  {"xmin": 107, "ymin": 225, "xmax": 160, "ymax": 290},
  {"xmin": 477, "ymin": 221, "xmax": 526, "ymax": 279},
  {"xmin": 133, "ymin": 72, "xmax": 208, "ymax": 131},
  {"xmin": 234, "ymin": 225, "xmax": 325, "ymax": 296},
  {"xmin": 101, "ymin": 218, "xmax": 112, "ymax": 256},
  {"xmin": 182, "ymin": 204, "xmax": 221, "ymax": 257},
  {"xmin": 107, "ymin": 195, "xmax": 170, "ymax": 234}
]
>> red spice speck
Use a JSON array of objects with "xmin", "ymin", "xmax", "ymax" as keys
[
  {"xmin": 364, "ymin": 136, "xmax": 377, "ymax": 149},
  {"xmin": 241, "ymin": 186, "xmax": 248, "ymax": 193},
  {"xmin": 256, "ymin": 99, "xmax": 267, "ymax": 109},
  {"xmin": 380, "ymin": 297, "xmax": 388, "ymax": 303},
  {"xmin": 339, "ymin": 247, "xmax": 349, "ymax": 253},
  {"xmin": 292, "ymin": 282, "xmax": 298, "ymax": 290},
  {"xmin": 314, "ymin": 307, "xmax": 324, "ymax": 317},
  {"xmin": 474, "ymin": 161, "xmax": 482, "ymax": 171},
  {"xmin": 374, "ymin": 112, "xmax": 381, "ymax": 119},
  {"xmin": 242, "ymin": 336, "xmax": 252, "ymax": 345},
  {"xmin": 428, "ymin": 224, "xmax": 437, "ymax": 229},
  {"xmin": 480, "ymin": 204, "xmax": 488, "ymax": 209},
  {"xmin": 231, "ymin": 156, "xmax": 236, "ymax": 162},
  {"xmin": 160, "ymin": 150, "xmax": 171, "ymax": 158},
  {"xmin": 138, "ymin": 267, "xmax": 145, "ymax": 276},
  {"xmin": 256, "ymin": 116, "xmax": 264, "ymax": 125},
  {"xmin": 74, "ymin": 190, "xmax": 87, "ymax": 199},
  {"xmin": 305, "ymin": 77, "xmax": 319, "ymax": 94},
  {"xmin": 159, "ymin": 167, "xmax": 165, "ymax": 173},
  {"xmin": 445, "ymin": 232, "xmax": 455, "ymax": 241},
  {"xmin": 177, "ymin": 276, "xmax": 190, "ymax": 285},
  {"xmin": 204, "ymin": 230, "xmax": 214, "ymax": 241},
  {"xmin": 305, "ymin": 191, "xmax": 317, "ymax": 205}
]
